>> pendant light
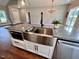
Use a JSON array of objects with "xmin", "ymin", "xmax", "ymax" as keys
[
  {"xmin": 17, "ymin": 0, "xmax": 26, "ymax": 8},
  {"xmin": 47, "ymin": 0, "xmax": 56, "ymax": 13}
]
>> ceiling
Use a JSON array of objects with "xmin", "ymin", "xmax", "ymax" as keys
[
  {"xmin": 27, "ymin": 0, "xmax": 73, "ymax": 8},
  {"xmin": 0, "ymin": 0, "xmax": 73, "ymax": 7},
  {"xmin": 27, "ymin": 0, "xmax": 52, "ymax": 8},
  {"xmin": 53, "ymin": 0, "xmax": 73, "ymax": 5}
]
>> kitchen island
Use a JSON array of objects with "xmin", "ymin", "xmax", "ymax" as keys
[
  {"xmin": 8, "ymin": 24, "xmax": 57, "ymax": 59},
  {"xmin": 6, "ymin": 25, "xmax": 79, "ymax": 58},
  {"xmin": 8, "ymin": 23, "xmax": 79, "ymax": 59}
]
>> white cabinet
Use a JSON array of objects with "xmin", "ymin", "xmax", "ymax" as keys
[
  {"xmin": 11, "ymin": 37, "xmax": 57, "ymax": 59},
  {"xmin": 24, "ymin": 40, "xmax": 36, "ymax": 53},
  {"xmin": 37, "ymin": 44, "xmax": 50, "ymax": 58},
  {"xmin": 24, "ymin": 40, "xmax": 53, "ymax": 59},
  {"xmin": 11, "ymin": 38, "xmax": 25, "ymax": 49}
]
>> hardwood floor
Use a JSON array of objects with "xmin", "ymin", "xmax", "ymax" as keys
[{"xmin": 0, "ymin": 27, "xmax": 46, "ymax": 59}]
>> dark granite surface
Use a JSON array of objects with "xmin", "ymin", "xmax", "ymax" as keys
[
  {"xmin": 8, "ymin": 24, "xmax": 32, "ymax": 32},
  {"xmin": 8, "ymin": 24, "xmax": 79, "ymax": 43},
  {"xmin": 53, "ymin": 26, "xmax": 79, "ymax": 43}
]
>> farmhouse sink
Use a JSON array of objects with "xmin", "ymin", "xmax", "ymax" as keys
[
  {"xmin": 24, "ymin": 27, "xmax": 53, "ymax": 46},
  {"xmin": 23, "ymin": 32, "xmax": 53, "ymax": 46}
]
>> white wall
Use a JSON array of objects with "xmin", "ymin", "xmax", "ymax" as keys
[{"xmin": 29, "ymin": 5, "xmax": 67, "ymax": 25}]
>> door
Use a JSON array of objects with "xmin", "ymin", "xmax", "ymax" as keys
[
  {"xmin": 56, "ymin": 40, "xmax": 79, "ymax": 59},
  {"xmin": 25, "ymin": 41, "xmax": 36, "ymax": 53},
  {"xmin": 38, "ymin": 44, "xmax": 50, "ymax": 57},
  {"xmin": 25, "ymin": 40, "xmax": 50, "ymax": 58}
]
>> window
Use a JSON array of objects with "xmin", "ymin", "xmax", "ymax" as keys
[
  {"xmin": 65, "ymin": 7, "xmax": 79, "ymax": 32},
  {"xmin": 0, "ymin": 10, "xmax": 7, "ymax": 23},
  {"xmin": 66, "ymin": 7, "xmax": 79, "ymax": 28}
]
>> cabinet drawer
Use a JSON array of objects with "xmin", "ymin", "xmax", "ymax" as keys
[{"xmin": 12, "ymin": 39, "xmax": 25, "ymax": 49}]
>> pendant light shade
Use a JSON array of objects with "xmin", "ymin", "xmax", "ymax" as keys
[
  {"xmin": 17, "ymin": 0, "xmax": 28, "ymax": 8},
  {"xmin": 47, "ymin": 0, "xmax": 56, "ymax": 13},
  {"xmin": 47, "ymin": 8, "xmax": 56, "ymax": 13}
]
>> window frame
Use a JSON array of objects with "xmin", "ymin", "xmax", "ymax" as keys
[{"xmin": 0, "ymin": 10, "xmax": 8, "ymax": 24}]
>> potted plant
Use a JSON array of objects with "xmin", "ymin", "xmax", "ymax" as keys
[{"xmin": 52, "ymin": 20, "xmax": 61, "ymax": 28}]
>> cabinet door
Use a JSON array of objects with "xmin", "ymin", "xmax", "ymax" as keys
[
  {"xmin": 25, "ymin": 41, "xmax": 36, "ymax": 53},
  {"xmin": 9, "ymin": 6, "xmax": 21, "ymax": 24},
  {"xmin": 38, "ymin": 44, "xmax": 50, "ymax": 58}
]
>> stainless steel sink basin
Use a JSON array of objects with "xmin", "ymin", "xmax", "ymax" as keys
[
  {"xmin": 24, "ymin": 27, "xmax": 53, "ymax": 46},
  {"xmin": 23, "ymin": 32, "xmax": 53, "ymax": 46},
  {"xmin": 33, "ymin": 27, "xmax": 53, "ymax": 35},
  {"xmin": 25, "ymin": 27, "xmax": 53, "ymax": 36}
]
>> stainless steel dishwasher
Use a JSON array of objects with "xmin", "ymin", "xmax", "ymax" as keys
[{"xmin": 54, "ymin": 40, "xmax": 79, "ymax": 59}]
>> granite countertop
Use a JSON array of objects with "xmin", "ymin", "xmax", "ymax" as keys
[
  {"xmin": 8, "ymin": 24, "xmax": 33, "ymax": 32},
  {"xmin": 53, "ymin": 26, "xmax": 79, "ymax": 43},
  {"xmin": 8, "ymin": 24, "xmax": 79, "ymax": 43}
]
